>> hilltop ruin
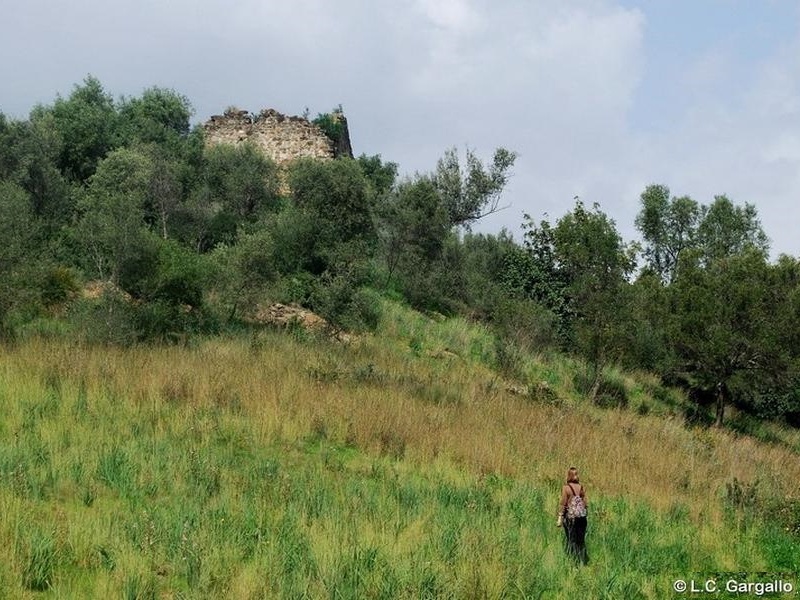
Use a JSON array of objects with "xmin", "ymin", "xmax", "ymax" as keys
[{"xmin": 203, "ymin": 107, "xmax": 353, "ymax": 164}]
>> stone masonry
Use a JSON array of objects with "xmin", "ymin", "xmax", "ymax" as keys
[{"xmin": 203, "ymin": 107, "xmax": 352, "ymax": 165}]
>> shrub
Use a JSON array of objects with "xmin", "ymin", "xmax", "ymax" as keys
[
  {"xmin": 494, "ymin": 337, "xmax": 525, "ymax": 379},
  {"xmin": 492, "ymin": 298, "xmax": 560, "ymax": 352},
  {"xmin": 68, "ymin": 293, "xmax": 139, "ymax": 347},
  {"xmin": 573, "ymin": 366, "xmax": 628, "ymax": 408},
  {"xmin": 40, "ymin": 266, "xmax": 80, "ymax": 306},
  {"xmin": 596, "ymin": 370, "xmax": 628, "ymax": 408},
  {"xmin": 308, "ymin": 277, "xmax": 382, "ymax": 333},
  {"xmin": 312, "ymin": 108, "xmax": 345, "ymax": 146}
]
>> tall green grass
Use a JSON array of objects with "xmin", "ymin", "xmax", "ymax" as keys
[{"xmin": 0, "ymin": 304, "xmax": 798, "ymax": 597}]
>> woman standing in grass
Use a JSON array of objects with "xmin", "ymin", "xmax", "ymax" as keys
[{"xmin": 557, "ymin": 466, "xmax": 589, "ymax": 565}]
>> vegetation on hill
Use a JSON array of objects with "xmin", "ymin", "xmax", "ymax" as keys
[
  {"xmin": 1, "ymin": 77, "xmax": 800, "ymax": 595},
  {"xmin": 0, "ymin": 308, "xmax": 798, "ymax": 597},
  {"xmin": 3, "ymin": 77, "xmax": 800, "ymax": 428}
]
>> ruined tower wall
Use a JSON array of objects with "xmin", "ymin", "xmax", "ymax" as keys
[{"xmin": 203, "ymin": 108, "xmax": 340, "ymax": 165}]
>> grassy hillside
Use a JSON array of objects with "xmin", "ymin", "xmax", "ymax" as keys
[{"xmin": 0, "ymin": 300, "xmax": 798, "ymax": 598}]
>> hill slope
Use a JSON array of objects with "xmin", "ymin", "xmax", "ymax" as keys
[{"xmin": 0, "ymin": 300, "xmax": 798, "ymax": 597}]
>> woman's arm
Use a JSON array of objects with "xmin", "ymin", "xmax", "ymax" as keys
[
  {"xmin": 558, "ymin": 485, "xmax": 569, "ymax": 515},
  {"xmin": 556, "ymin": 485, "xmax": 568, "ymax": 526}
]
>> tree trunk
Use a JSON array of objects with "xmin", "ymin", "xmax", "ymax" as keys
[
  {"xmin": 588, "ymin": 360, "xmax": 602, "ymax": 404},
  {"xmin": 714, "ymin": 382, "xmax": 726, "ymax": 427},
  {"xmin": 589, "ymin": 376, "xmax": 601, "ymax": 404},
  {"xmin": 160, "ymin": 208, "xmax": 168, "ymax": 240}
]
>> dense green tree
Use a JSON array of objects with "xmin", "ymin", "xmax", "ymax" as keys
[
  {"xmin": 288, "ymin": 157, "xmax": 375, "ymax": 273},
  {"xmin": 0, "ymin": 112, "xmax": 20, "ymax": 179},
  {"xmin": 636, "ymin": 185, "xmax": 769, "ymax": 280},
  {"xmin": 730, "ymin": 255, "xmax": 800, "ymax": 422},
  {"xmin": 75, "ymin": 148, "xmax": 153, "ymax": 283},
  {"xmin": 378, "ymin": 178, "xmax": 449, "ymax": 293},
  {"xmin": 697, "ymin": 195, "xmax": 769, "ymax": 264},
  {"xmin": 0, "ymin": 181, "xmax": 40, "ymax": 336},
  {"xmin": 635, "ymin": 184, "xmax": 700, "ymax": 282},
  {"xmin": 554, "ymin": 201, "xmax": 636, "ymax": 378},
  {"xmin": 203, "ymin": 143, "xmax": 280, "ymax": 220},
  {"xmin": 457, "ymin": 231, "xmax": 517, "ymax": 316},
  {"xmin": 668, "ymin": 249, "xmax": 780, "ymax": 426},
  {"xmin": 27, "ymin": 114, "xmax": 75, "ymax": 225},
  {"xmin": 434, "ymin": 147, "xmax": 517, "ymax": 228},
  {"xmin": 356, "ymin": 153, "xmax": 398, "ymax": 201},
  {"xmin": 144, "ymin": 152, "xmax": 185, "ymax": 240},
  {"xmin": 519, "ymin": 217, "xmax": 569, "ymax": 323},
  {"xmin": 622, "ymin": 271, "xmax": 672, "ymax": 371},
  {"xmin": 118, "ymin": 87, "xmax": 193, "ymax": 148},
  {"xmin": 170, "ymin": 186, "xmax": 228, "ymax": 253},
  {"xmin": 0, "ymin": 110, "xmax": 72, "ymax": 232},
  {"xmin": 524, "ymin": 201, "xmax": 636, "ymax": 397},
  {"xmin": 50, "ymin": 76, "xmax": 118, "ymax": 182}
]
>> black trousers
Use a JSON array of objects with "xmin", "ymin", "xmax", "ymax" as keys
[{"xmin": 563, "ymin": 516, "xmax": 588, "ymax": 565}]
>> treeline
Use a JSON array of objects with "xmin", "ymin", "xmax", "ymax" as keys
[{"xmin": 1, "ymin": 77, "xmax": 799, "ymax": 427}]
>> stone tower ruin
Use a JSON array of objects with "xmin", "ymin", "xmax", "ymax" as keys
[{"xmin": 203, "ymin": 107, "xmax": 353, "ymax": 164}]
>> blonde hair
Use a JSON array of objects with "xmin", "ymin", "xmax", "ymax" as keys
[{"xmin": 566, "ymin": 466, "xmax": 580, "ymax": 483}]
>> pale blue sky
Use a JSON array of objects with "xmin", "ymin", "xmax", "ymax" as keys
[
  {"xmin": 625, "ymin": 0, "xmax": 800, "ymax": 130},
  {"xmin": 2, "ymin": 1, "xmax": 800, "ymax": 257}
]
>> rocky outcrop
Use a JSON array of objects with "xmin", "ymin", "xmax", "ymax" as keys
[
  {"xmin": 253, "ymin": 302, "xmax": 329, "ymax": 331},
  {"xmin": 250, "ymin": 303, "xmax": 355, "ymax": 343}
]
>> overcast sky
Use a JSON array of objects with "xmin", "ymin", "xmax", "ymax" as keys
[{"xmin": 3, "ymin": 0, "xmax": 800, "ymax": 257}]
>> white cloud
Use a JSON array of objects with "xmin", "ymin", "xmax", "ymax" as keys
[{"xmin": 414, "ymin": 0, "xmax": 481, "ymax": 33}]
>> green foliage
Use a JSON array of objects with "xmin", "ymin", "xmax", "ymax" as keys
[
  {"xmin": 492, "ymin": 297, "xmax": 560, "ymax": 352},
  {"xmin": 312, "ymin": 106, "xmax": 344, "ymax": 144},
  {"xmin": 382, "ymin": 178, "xmax": 449, "ymax": 264},
  {"xmin": 308, "ymin": 279, "xmax": 382, "ymax": 332},
  {"xmin": 7, "ymin": 110, "xmax": 73, "ymax": 229},
  {"xmin": 669, "ymin": 249, "xmax": 780, "ymax": 425},
  {"xmin": 621, "ymin": 272, "xmax": 672, "ymax": 371},
  {"xmin": 129, "ymin": 240, "xmax": 214, "ymax": 342},
  {"xmin": 452, "ymin": 231, "xmax": 521, "ymax": 320},
  {"xmin": 289, "ymin": 157, "xmax": 375, "ymax": 260},
  {"xmin": 697, "ymin": 195, "xmax": 769, "ymax": 264},
  {"xmin": 0, "ymin": 181, "xmax": 42, "ymax": 337},
  {"xmin": 68, "ymin": 237, "xmax": 212, "ymax": 344},
  {"xmin": 636, "ymin": 185, "xmax": 769, "ymax": 281},
  {"xmin": 378, "ymin": 178, "xmax": 451, "ymax": 309},
  {"xmin": 434, "ymin": 146, "xmax": 517, "ymax": 228},
  {"xmin": 146, "ymin": 239, "xmax": 208, "ymax": 308},
  {"xmin": 262, "ymin": 203, "xmax": 320, "ymax": 275},
  {"xmin": 143, "ymin": 152, "xmax": 189, "ymax": 241},
  {"xmin": 202, "ymin": 142, "xmax": 280, "ymax": 220},
  {"xmin": 635, "ymin": 184, "xmax": 700, "ymax": 282},
  {"xmin": 0, "ymin": 111, "xmax": 13, "ymax": 177},
  {"xmin": 75, "ymin": 147, "xmax": 153, "ymax": 282},
  {"xmin": 356, "ymin": 153, "xmax": 398, "ymax": 200},
  {"xmin": 68, "ymin": 291, "xmax": 140, "ymax": 346},
  {"xmin": 118, "ymin": 86, "xmax": 193, "ymax": 148},
  {"xmin": 50, "ymin": 75, "xmax": 118, "ymax": 182},
  {"xmin": 506, "ymin": 228, "xmax": 569, "ymax": 332},
  {"xmin": 40, "ymin": 266, "xmax": 80, "ymax": 307},
  {"xmin": 523, "ymin": 200, "xmax": 636, "ymax": 378}
]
